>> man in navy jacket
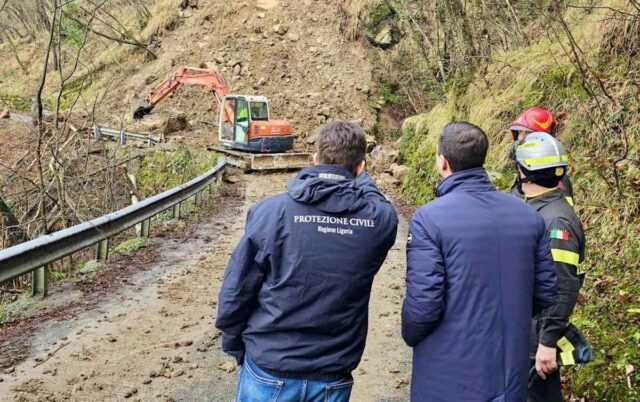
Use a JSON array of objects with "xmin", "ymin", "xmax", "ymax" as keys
[
  {"xmin": 402, "ymin": 122, "xmax": 557, "ymax": 402},
  {"xmin": 216, "ymin": 121, "xmax": 398, "ymax": 401}
]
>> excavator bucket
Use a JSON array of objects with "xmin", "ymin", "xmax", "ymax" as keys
[{"xmin": 208, "ymin": 147, "xmax": 312, "ymax": 172}]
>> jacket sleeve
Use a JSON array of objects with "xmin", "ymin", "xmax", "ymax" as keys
[
  {"xmin": 215, "ymin": 207, "xmax": 267, "ymax": 364},
  {"xmin": 538, "ymin": 217, "xmax": 583, "ymax": 348},
  {"xmin": 533, "ymin": 215, "xmax": 558, "ymax": 315},
  {"xmin": 402, "ymin": 211, "xmax": 445, "ymax": 347}
]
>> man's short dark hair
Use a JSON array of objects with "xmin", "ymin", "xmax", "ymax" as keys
[
  {"xmin": 316, "ymin": 121, "xmax": 367, "ymax": 173},
  {"xmin": 438, "ymin": 122, "xmax": 489, "ymax": 172}
]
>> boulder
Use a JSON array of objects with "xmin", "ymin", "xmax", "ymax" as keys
[
  {"xmin": 365, "ymin": 134, "xmax": 376, "ymax": 152},
  {"xmin": 387, "ymin": 163, "xmax": 408, "ymax": 183},
  {"xmin": 163, "ymin": 111, "xmax": 188, "ymax": 134},
  {"xmin": 272, "ymin": 24, "xmax": 288, "ymax": 35},
  {"xmin": 256, "ymin": 0, "xmax": 279, "ymax": 11},
  {"xmin": 369, "ymin": 145, "xmax": 399, "ymax": 173}
]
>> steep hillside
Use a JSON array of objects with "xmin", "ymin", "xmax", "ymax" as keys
[
  {"xmin": 0, "ymin": 0, "xmax": 381, "ymax": 148},
  {"xmin": 387, "ymin": 2, "xmax": 639, "ymax": 400}
]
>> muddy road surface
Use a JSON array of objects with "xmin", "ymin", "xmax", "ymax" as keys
[{"xmin": 0, "ymin": 173, "xmax": 410, "ymax": 401}]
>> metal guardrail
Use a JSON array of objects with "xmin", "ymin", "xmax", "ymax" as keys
[
  {"xmin": 0, "ymin": 158, "xmax": 227, "ymax": 297},
  {"xmin": 92, "ymin": 125, "xmax": 160, "ymax": 146}
]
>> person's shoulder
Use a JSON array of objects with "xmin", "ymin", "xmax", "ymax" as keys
[{"xmin": 249, "ymin": 192, "xmax": 290, "ymax": 217}]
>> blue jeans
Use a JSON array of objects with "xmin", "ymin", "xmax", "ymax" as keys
[{"xmin": 236, "ymin": 355, "xmax": 354, "ymax": 402}]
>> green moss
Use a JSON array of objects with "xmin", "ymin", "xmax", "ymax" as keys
[
  {"xmin": 369, "ymin": 3, "xmax": 395, "ymax": 28},
  {"xmin": 112, "ymin": 237, "xmax": 148, "ymax": 255},
  {"xmin": 137, "ymin": 146, "xmax": 219, "ymax": 196},
  {"xmin": 0, "ymin": 93, "xmax": 31, "ymax": 111}
]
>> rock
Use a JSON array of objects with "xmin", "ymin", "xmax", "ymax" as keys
[
  {"xmin": 124, "ymin": 388, "xmax": 138, "ymax": 398},
  {"xmin": 218, "ymin": 361, "xmax": 236, "ymax": 373},
  {"xmin": 395, "ymin": 376, "xmax": 409, "ymax": 388},
  {"xmin": 257, "ymin": 12, "xmax": 266, "ymax": 19},
  {"xmin": 163, "ymin": 111, "xmax": 187, "ymax": 134},
  {"xmin": 306, "ymin": 133, "xmax": 317, "ymax": 145},
  {"xmin": 233, "ymin": 63, "xmax": 242, "ymax": 75},
  {"xmin": 143, "ymin": 379, "xmax": 152, "ymax": 385},
  {"xmin": 370, "ymin": 145, "xmax": 400, "ymax": 173},
  {"xmin": 2, "ymin": 366, "xmax": 13, "ymax": 374},
  {"xmin": 365, "ymin": 134, "xmax": 376, "ymax": 152},
  {"xmin": 376, "ymin": 172, "xmax": 400, "ymax": 187},
  {"xmin": 287, "ymin": 33, "xmax": 300, "ymax": 42},
  {"xmin": 370, "ymin": 25, "xmax": 395, "ymax": 48},
  {"xmin": 256, "ymin": 0, "xmax": 279, "ymax": 11},
  {"xmin": 272, "ymin": 24, "xmax": 288, "ymax": 35},
  {"xmin": 0, "ymin": 108, "xmax": 9, "ymax": 119},
  {"xmin": 387, "ymin": 163, "xmax": 408, "ymax": 183}
]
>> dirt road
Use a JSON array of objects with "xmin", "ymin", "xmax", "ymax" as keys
[{"xmin": 0, "ymin": 173, "xmax": 410, "ymax": 401}]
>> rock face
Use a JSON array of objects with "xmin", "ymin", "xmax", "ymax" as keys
[{"xmin": 370, "ymin": 145, "xmax": 399, "ymax": 173}]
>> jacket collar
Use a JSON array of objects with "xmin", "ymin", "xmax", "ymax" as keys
[
  {"xmin": 295, "ymin": 164, "xmax": 355, "ymax": 181},
  {"xmin": 525, "ymin": 187, "xmax": 564, "ymax": 211},
  {"xmin": 436, "ymin": 167, "xmax": 495, "ymax": 197}
]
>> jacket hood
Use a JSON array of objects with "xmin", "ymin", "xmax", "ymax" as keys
[
  {"xmin": 436, "ymin": 167, "xmax": 495, "ymax": 197},
  {"xmin": 287, "ymin": 165, "xmax": 368, "ymax": 214}
]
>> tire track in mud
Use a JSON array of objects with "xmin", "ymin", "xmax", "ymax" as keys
[{"xmin": 0, "ymin": 173, "xmax": 410, "ymax": 402}]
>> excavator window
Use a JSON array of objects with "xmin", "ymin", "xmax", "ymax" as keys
[
  {"xmin": 235, "ymin": 98, "xmax": 250, "ymax": 144},
  {"xmin": 250, "ymin": 102, "xmax": 269, "ymax": 121}
]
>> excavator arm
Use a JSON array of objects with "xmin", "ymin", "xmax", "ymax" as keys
[{"xmin": 133, "ymin": 66, "xmax": 232, "ymax": 119}]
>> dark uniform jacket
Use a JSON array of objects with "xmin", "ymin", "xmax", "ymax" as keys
[
  {"xmin": 402, "ymin": 167, "xmax": 557, "ymax": 402},
  {"xmin": 511, "ymin": 175, "xmax": 575, "ymax": 206},
  {"xmin": 526, "ymin": 187, "xmax": 585, "ymax": 354},
  {"xmin": 216, "ymin": 165, "xmax": 398, "ymax": 380}
]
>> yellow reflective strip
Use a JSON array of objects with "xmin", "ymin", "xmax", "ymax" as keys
[
  {"xmin": 524, "ymin": 155, "xmax": 560, "ymax": 165},
  {"xmin": 551, "ymin": 249, "xmax": 580, "ymax": 265},
  {"xmin": 561, "ymin": 155, "xmax": 569, "ymax": 162},
  {"xmin": 557, "ymin": 336, "xmax": 575, "ymax": 352},
  {"xmin": 565, "ymin": 196, "xmax": 575, "ymax": 207},
  {"xmin": 560, "ymin": 351, "xmax": 575, "ymax": 365}
]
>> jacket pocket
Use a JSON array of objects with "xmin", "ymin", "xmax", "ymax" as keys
[
  {"xmin": 324, "ymin": 378, "xmax": 354, "ymax": 402},
  {"xmin": 236, "ymin": 362, "xmax": 283, "ymax": 402}
]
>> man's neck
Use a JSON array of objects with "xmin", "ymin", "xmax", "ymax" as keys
[{"xmin": 521, "ymin": 182, "xmax": 556, "ymax": 197}]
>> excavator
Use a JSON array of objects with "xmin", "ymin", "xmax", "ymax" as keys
[{"xmin": 133, "ymin": 66, "xmax": 311, "ymax": 170}]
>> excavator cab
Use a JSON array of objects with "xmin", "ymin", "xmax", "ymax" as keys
[{"xmin": 219, "ymin": 95, "xmax": 293, "ymax": 153}]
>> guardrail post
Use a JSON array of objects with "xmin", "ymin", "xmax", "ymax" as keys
[
  {"xmin": 173, "ymin": 203, "xmax": 181, "ymax": 219},
  {"xmin": 119, "ymin": 130, "xmax": 126, "ymax": 145},
  {"xmin": 141, "ymin": 218, "xmax": 150, "ymax": 238},
  {"xmin": 92, "ymin": 125, "xmax": 101, "ymax": 139},
  {"xmin": 31, "ymin": 266, "xmax": 48, "ymax": 297},
  {"xmin": 194, "ymin": 192, "xmax": 202, "ymax": 206},
  {"xmin": 96, "ymin": 239, "xmax": 109, "ymax": 262}
]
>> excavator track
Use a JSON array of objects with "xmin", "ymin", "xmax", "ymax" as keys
[{"xmin": 208, "ymin": 146, "xmax": 312, "ymax": 172}]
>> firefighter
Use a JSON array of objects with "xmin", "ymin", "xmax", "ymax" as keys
[
  {"xmin": 514, "ymin": 132, "xmax": 586, "ymax": 402},
  {"xmin": 510, "ymin": 107, "xmax": 575, "ymax": 205}
]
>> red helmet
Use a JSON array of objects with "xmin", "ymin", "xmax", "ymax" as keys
[{"xmin": 510, "ymin": 107, "xmax": 557, "ymax": 140}]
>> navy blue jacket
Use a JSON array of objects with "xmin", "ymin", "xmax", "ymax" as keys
[
  {"xmin": 402, "ymin": 168, "xmax": 557, "ymax": 402},
  {"xmin": 216, "ymin": 165, "xmax": 398, "ymax": 380}
]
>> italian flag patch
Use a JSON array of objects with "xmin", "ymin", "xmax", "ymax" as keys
[{"xmin": 550, "ymin": 229, "xmax": 570, "ymax": 240}]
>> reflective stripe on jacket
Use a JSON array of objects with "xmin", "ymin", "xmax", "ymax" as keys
[{"xmin": 526, "ymin": 187, "xmax": 585, "ymax": 352}]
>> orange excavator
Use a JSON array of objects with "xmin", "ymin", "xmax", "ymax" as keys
[{"xmin": 134, "ymin": 66, "xmax": 295, "ymax": 154}]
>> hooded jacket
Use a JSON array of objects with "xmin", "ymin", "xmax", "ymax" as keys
[
  {"xmin": 402, "ymin": 167, "xmax": 557, "ymax": 402},
  {"xmin": 216, "ymin": 165, "xmax": 398, "ymax": 380}
]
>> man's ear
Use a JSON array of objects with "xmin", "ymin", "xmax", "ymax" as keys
[
  {"xmin": 354, "ymin": 159, "xmax": 366, "ymax": 176},
  {"xmin": 437, "ymin": 153, "xmax": 449, "ymax": 172},
  {"xmin": 313, "ymin": 153, "xmax": 320, "ymax": 165}
]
